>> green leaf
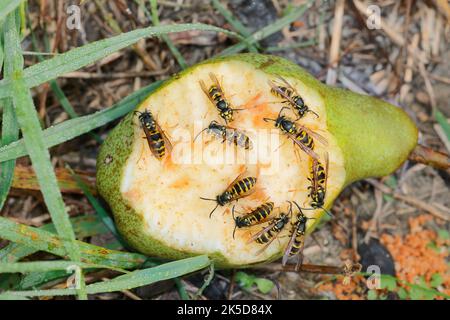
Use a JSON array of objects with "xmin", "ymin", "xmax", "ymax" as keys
[
  {"xmin": 380, "ymin": 275, "xmax": 397, "ymax": 291},
  {"xmin": 0, "ymin": 81, "xmax": 161, "ymax": 163},
  {"xmin": 0, "ymin": 261, "xmax": 127, "ymax": 274},
  {"xmin": 435, "ymin": 110, "xmax": 450, "ymax": 142},
  {"xmin": 0, "ymin": 24, "xmax": 240, "ymax": 99},
  {"xmin": 430, "ymin": 273, "xmax": 443, "ymax": 288},
  {"xmin": 437, "ymin": 229, "xmax": 450, "ymax": 240},
  {"xmin": 0, "ymin": 11, "xmax": 19, "ymax": 210},
  {"xmin": 397, "ymin": 287, "xmax": 409, "ymax": 299},
  {"xmin": 0, "ymin": 216, "xmax": 146, "ymax": 269},
  {"xmin": 0, "ymin": 215, "xmax": 110, "ymax": 263},
  {"xmin": 5, "ymin": 256, "xmax": 210, "ymax": 297},
  {"xmin": 0, "ymin": 0, "xmax": 24, "ymax": 22},
  {"xmin": 235, "ymin": 271, "xmax": 255, "ymax": 289},
  {"xmin": 254, "ymin": 278, "xmax": 274, "ymax": 294},
  {"xmin": 367, "ymin": 289, "xmax": 378, "ymax": 300}
]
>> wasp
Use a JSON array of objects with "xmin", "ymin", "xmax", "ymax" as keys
[
  {"xmin": 194, "ymin": 120, "xmax": 253, "ymax": 150},
  {"xmin": 268, "ymin": 76, "xmax": 319, "ymax": 119},
  {"xmin": 263, "ymin": 107, "xmax": 327, "ymax": 160},
  {"xmin": 199, "ymin": 73, "xmax": 242, "ymax": 123},
  {"xmin": 200, "ymin": 173, "xmax": 257, "ymax": 218},
  {"xmin": 135, "ymin": 109, "xmax": 172, "ymax": 160},
  {"xmin": 232, "ymin": 202, "xmax": 274, "ymax": 239},
  {"xmin": 306, "ymin": 152, "xmax": 334, "ymax": 217},
  {"xmin": 247, "ymin": 202, "xmax": 292, "ymax": 255},
  {"xmin": 282, "ymin": 202, "xmax": 316, "ymax": 270}
]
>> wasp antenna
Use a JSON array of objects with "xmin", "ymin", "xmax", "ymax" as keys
[
  {"xmin": 232, "ymin": 225, "xmax": 237, "ymax": 240},
  {"xmin": 200, "ymin": 197, "xmax": 216, "ymax": 202},
  {"xmin": 308, "ymin": 109, "xmax": 320, "ymax": 118},
  {"xmin": 292, "ymin": 201, "xmax": 303, "ymax": 213},
  {"xmin": 263, "ymin": 117, "xmax": 275, "ymax": 123},
  {"xmin": 208, "ymin": 203, "xmax": 220, "ymax": 218},
  {"xmin": 133, "ymin": 110, "xmax": 142, "ymax": 116},
  {"xmin": 193, "ymin": 127, "xmax": 209, "ymax": 143},
  {"xmin": 321, "ymin": 207, "xmax": 335, "ymax": 218}
]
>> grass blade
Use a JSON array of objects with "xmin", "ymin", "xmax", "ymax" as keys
[
  {"xmin": 0, "ymin": 0, "xmax": 24, "ymax": 22},
  {"xmin": 0, "ymin": 261, "xmax": 127, "ymax": 274},
  {"xmin": 0, "ymin": 23, "xmax": 240, "ymax": 99},
  {"xmin": 210, "ymin": 0, "xmax": 258, "ymax": 53},
  {"xmin": 0, "ymin": 215, "xmax": 110, "ymax": 263},
  {"xmin": 0, "ymin": 216, "xmax": 146, "ymax": 269},
  {"xmin": 5, "ymin": 255, "xmax": 210, "ymax": 297},
  {"xmin": 435, "ymin": 110, "xmax": 450, "ymax": 141},
  {"xmin": 149, "ymin": 0, "xmax": 188, "ymax": 69},
  {"xmin": 0, "ymin": 81, "xmax": 162, "ymax": 163},
  {"xmin": 219, "ymin": 0, "xmax": 313, "ymax": 56},
  {"xmin": 11, "ymin": 75, "xmax": 87, "ymax": 299},
  {"xmin": 0, "ymin": 11, "xmax": 20, "ymax": 210}
]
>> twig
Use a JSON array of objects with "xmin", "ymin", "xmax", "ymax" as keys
[
  {"xmin": 408, "ymin": 144, "xmax": 450, "ymax": 171},
  {"xmin": 252, "ymin": 262, "xmax": 361, "ymax": 275},
  {"xmin": 366, "ymin": 178, "xmax": 450, "ymax": 222},
  {"xmin": 326, "ymin": 0, "xmax": 345, "ymax": 85}
]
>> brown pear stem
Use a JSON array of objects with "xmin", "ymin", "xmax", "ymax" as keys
[{"xmin": 408, "ymin": 144, "xmax": 450, "ymax": 171}]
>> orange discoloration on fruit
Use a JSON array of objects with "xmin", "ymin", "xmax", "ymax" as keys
[{"xmin": 169, "ymin": 176, "xmax": 190, "ymax": 189}]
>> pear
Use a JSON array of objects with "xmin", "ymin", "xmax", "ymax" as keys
[{"xmin": 96, "ymin": 54, "xmax": 417, "ymax": 267}]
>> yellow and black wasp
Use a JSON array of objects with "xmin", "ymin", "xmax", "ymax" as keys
[
  {"xmin": 194, "ymin": 120, "xmax": 253, "ymax": 150},
  {"xmin": 247, "ymin": 202, "xmax": 292, "ymax": 255},
  {"xmin": 232, "ymin": 202, "xmax": 274, "ymax": 239},
  {"xmin": 282, "ymin": 201, "xmax": 316, "ymax": 270},
  {"xmin": 268, "ymin": 76, "xmax": 319, "ymax": 119},
  {"xmin": 135, "ymin": 109, "xmax": 172, "ymax": 160},
  {"xmin": 199, "ymin": 73, "xmax": 242, "ymax": 123},
  {"xmin": 307, "ymin": 152, "xmax": 333, "ymax": 217},
  {"xmin": 263, "ymin": 107, "xmax": 327, "ymax": 160},
  {"xmin": 200, "ymin": 173, "xmax": 257, "ymax": 218}
]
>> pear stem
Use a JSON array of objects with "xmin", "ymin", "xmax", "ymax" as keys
[{"xmin": 408, "ymin": 144, "xmax": 450, "ymax": 171}]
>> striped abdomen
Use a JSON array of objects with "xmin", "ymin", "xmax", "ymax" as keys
[
  {"xmin": 146, "ymin": 123, "xmax": 165, "ymax": 159},
  {"xmin": 226, "ymin": 130, "xmax": 252, "ymax": 150},
  {"xmin": 236, "ymin": 202, "xmax": 274, "ymax": 228},
  {"xmin": 229, "ymin": 177, "xmax": 257, "ymax": 200},
  {"xmin": 296, "ymin": 130, "xmax": 314, "ymax": 150},
  {"xmin": 255, "ymin": 217, "xmax": 288, "ymax": 244}
]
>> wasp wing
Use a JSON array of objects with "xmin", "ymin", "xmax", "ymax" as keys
[
  {"xmin": 155, "ymin": 121, "xmax": 173, "ymax": 155},
  {"xmin": 282, "ymin": 226, "xmax": 297, "ymax": 266},
  {"xmin": 286, "ymin": 132, "xmax": 320, "ymax": 160},
  {"xmin": 267, "ymin": 80, "xmax": 299, "ymax": 108},
  {"xmin": 296, "ymin": 124, "xmax": 328, "ymax": 146},
  {"xmin": 246, "ymin": 219, "xmax": 278, "ymax": 245}
]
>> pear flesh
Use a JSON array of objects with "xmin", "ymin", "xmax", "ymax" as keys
[{"xmin": 97, "ymin": 54, "xmax": 417, "ymax": 267}]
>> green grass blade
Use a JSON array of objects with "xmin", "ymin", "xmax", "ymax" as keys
[
  {"xmin": 0, "ymin": 81, "xmax": 161, "ymax": 163},
  {"xmin": 11, "ymin": 76, "xmax": 87, "ymax": 299},
  {"xmin": 0, "ymin": 215, "xmax": 109, "ymax": 263},
  {"xmin": 0, "ymin": 0, "xmax": 24, "ymax": 22},
  {"xmin": 0, "ymin": 23, "xmax": 240, "ymax": 99},
  {"xmin": 265, "ymin": 39, "xmax": 316, "ymax": 52},
  {"xmin": 69, "ymin": 167, "xmax": 122, "ymax": 243},
  {"xmin": 0, "ymin": 293, "xmax": 28, "ymax": 300},
  {"xmin": 5, "ymin": 255, "xmax": 210, "ymax": 297},
  {"xmin": 0, "ymin": 12, "xmax": 20, "ymax": 210},
  {"xmin": 435, "ymin": 110, "xmax": 450, "ymax": 141},
  {"xmin": 210, "ymin": 0, "xmax": 258, "ymax": 53},
  {"xmin": 0, "ymin": 216, "xmax": 146, "ymax": 269},
  {"xmin": 0, "ymin": 261, "xmax": 128, "ymax": 274},
  {"xmin": 149, "ymin": 0, "xmax": 188, "ymax": 69},
  {"xmin": 219, "ymin": 0, "xmax": 313, "ymax": 56}
]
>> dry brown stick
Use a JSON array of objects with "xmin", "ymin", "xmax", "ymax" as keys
[
  {"xmin": 408, "ymin": 144, "xmax": 450, "ymax": 171},
  {"xmin": 252, "ymin": 262, "xmax": 361, "ymax": 275},
  {"xmin": 366, "ymin": 178, "xmax": 450, "ymax": 222}
]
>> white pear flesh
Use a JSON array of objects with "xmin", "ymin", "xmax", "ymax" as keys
[{"xmin": 120, "ymin": 60, "xmax": 345, "ymax": 265}]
